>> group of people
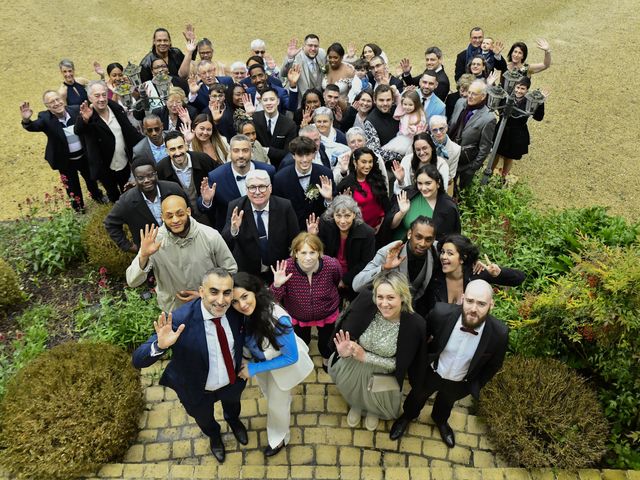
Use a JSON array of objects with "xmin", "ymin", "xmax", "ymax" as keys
[{"xmin": 21, "ymin": 24, "xmax": 546, "ymax": 462}]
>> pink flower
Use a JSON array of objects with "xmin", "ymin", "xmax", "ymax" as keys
[
  {"xmin": 98, "ymin": 279, "xmax": 107, "ymax": 289},
  {"xmin": 99, "ymin": 267, "xmax": 108, "ymax": 276}
]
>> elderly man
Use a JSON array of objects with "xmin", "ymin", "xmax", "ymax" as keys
[
  {"xmin": 250, "ymin": 38, "xmax": 280, "ymax": 77},
  {"xmin": 281, "ymin": 34, "xmax": 327, "ymax": 107},
  {"xmin": 390, "ymin": 279, "xmax": 509, "ymax": 446},
  {"xmin": 187, "ymin": 60, "xmax": 234, "ymax": 113},
  {"xmin": 199, "ymin": 134, "xmax": 275, "ymax": 230},
  {"xmin": 448, "ymin": 79, "xmax": 496, "ymax": 192},
  {"xmin": 222, "ymin": 170, "xmax": 299, "ymax": 282},
  {"xmin": 126, "ymin": 195, "xmax": 237, "ymax": 312},
  {"xmin": 252, "ymin": 88, "xmax": 298, "ymax": 168},
  {"xmin": 132, "ymin": 267, "xmax": 247, "ymax": 463},
  {"xmin": 139, "ymin": 28, "xmax": 185, "ymax": 82},
  {"xmin": 400, "ymin": 47, "xmax": 451, "ymax": 101},
  {"xmin": 20, "ymin": 91, "xmax": 104, "ymax": 211},
  {"xmin": 363, "ymin": 84, "xmax": 402, "ymax": 166},
  {"xmin": 429, "ymin": 115, "xmax": 461, "ymax": 195},
  {"xmin": 104, "ymin": 157, "xmax": 188, "ymax": 253},
  {"xmin": 133, "ymin": 114, "xmax": 167, "ymax": 164},
  {"xmin": 75, "ymin": 80, "xmax": 143, "ymax": 202}
]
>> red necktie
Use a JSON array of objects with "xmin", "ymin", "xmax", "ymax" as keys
[{"xmin": 212, "ymin": 317, "xmax": 236, "ymax": 384}]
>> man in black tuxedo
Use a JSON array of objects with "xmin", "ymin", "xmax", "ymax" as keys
[
  {"xmin": 400, "ymin": 46, "xmax": 451, "ymax": 102},
  {"xmin": 278, "ymin": 125, "xmax": 331, "ymax": 170},
  {"xmin": 252, "ymin": 88, "xmax": 298, "ymax": 168},
  {"xmin": 104, "ymin": 157, "xmax": 188, "ymax": 252},
  {"xmin": 273, "ymin": 136, "xmax": 336, "ymax": 230},
  {"xmin": 19, "ymin": 91, "xmax": 104, "ymax": 211},
  {"xmin": 389, "ymin": 279, "xmax": 509, "ymax": 447},
  {"xmin": 221, "ymin": 170, "xmax": 299, "ymax": 283},
  {"xmin": 132, "ymin": 268, "xmax": 248, "ymax": 463},
  {"xmin": 454, "ymin": 27, "xmax": 484, "ymax": 81}
]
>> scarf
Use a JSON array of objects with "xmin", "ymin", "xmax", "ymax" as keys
[
  {"xmin": 433, "ymin": 137, "xmax": 449, "ymax": 159},
  {"xmin": 465, "ymin": 44, "xmax": 482, "ymax": 66}
]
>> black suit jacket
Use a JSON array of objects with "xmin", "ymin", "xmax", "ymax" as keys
[
  {"xmin": 401, "ymin": 68, "xmax": 451, "ymax": 102},
  {"xmin": 278, "ymin": 144, "xmax": 331, "ymax": 171},
  {"xmin": 272, "ymin": 164, "xmax": 336, "ymax": 230},
  {"xmin": 253, "ymin": 112, "xmax": 298, "ymax": 168},
  {"xmin": 426, "ymin": 303, "xmax": 508, "ymax": 399},
  {"xmin": 156, "ymin": 151, "xmax": 217, "ymax": 193},
  {"xmin": 221, "ymin": 195, "xmax": 300, "ymax": 275},
  {"xmin": 103, "ymin": 180, "xmax": 189, "ymax": 252},
  {"xmin": 21, "ymin": 106, "xmax": 82, "ymax": 170},
  {"xmin": 74, "ymin": 100, "xmax": 143, "ymax": 180}
]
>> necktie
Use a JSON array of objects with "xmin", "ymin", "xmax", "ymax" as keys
[
  {"xmin": 212, "ymin": 317, "xmax": 236, "ymax": 384},
  {"xmin": 460, "ymin": 326, "xmax": 478, "ymax": 336},
  {"xmin": 267, "ymin": 118, "xmax": 273, "ymax": 138},
  {"xmin": 236, "ymin": 175, "xmax": 246, "ymax": 181},
  {"xmin": 255, "ymin": 210, "xmax": 268, "ymax": 264}
]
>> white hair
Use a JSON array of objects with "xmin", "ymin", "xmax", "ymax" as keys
[
  {"xmin": 429, "ymin": 115, "xmax": 448, "ymax": 128},
  {"xmin": 470, "ymin": 79, "xmax": 488, "ymax": 94},
  {"xmin": 86, "ymin": 80, "xmax": 107, "ymax": 96},
  {"xmin": 346, "ymin": 127, "xmax": 366, "ymax": 142},
  {"xmin": 250, "ymin": 39, "xmax": 266, "ymax": 50},
  {"xmin": 230, "ymin": 61, "xmax": 247, "ymax": 72},
  {"xmin": 245, "ymin": 169, "xmax": 271, "ymax": 185}
]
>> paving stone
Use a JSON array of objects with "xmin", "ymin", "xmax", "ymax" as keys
[
  {"xmin": 577, "ymin": 472, "xmax": 601, "ymax": 480},
  {"xmin": 146, "ymin": 410, "xmax": 170, "ymax": 428},
  {"xmin": 289, "ymin": 445, "xmax": 314, "ymax": 464},
  {"xmin": 242, "ymin": 465, "xmax": 266, "ymax": 478},
  {"xmin": 169, "ymin": 408, "xmax": 188, "ymax": 426},
  {"xmin": 340, "ymin": 466, "xmax": 361, "ymax": 480},
  {"xmin": 97, "ymin": 464, "xmax": 123, "ymax": 477},
  {"xmin": 409, "ymin": 467, "xmax": 431, "ymax": 479},
  {"xmin": 327, "ymin": 426, "xmax": 353, "ymax": 445},
  {"xmin": 466, "ymin": 416, "xmax": 488, "ymax": 435},
  {"xmin": 473, "ymin": 450, "xmax": 496, "ymax": 468},
  {"xmin": 408, "ymin": 454, "xmax": 431, "ymax": 467},
  {"xmin": 454, "ymin": 466, "xmax": 483, "ymax": 480},
  {"xmin": 447, "ymin": 445, "xmax": 471, "ymax": 465},
  {"xmin": 137, "ymin": 411, "xmax": 149, "ymax": 429},
  {"xmin": 291, "ymin": 466, "xmax": 315, "ymax": 478},
  {"xmin": 265, "ymin": 465, "xmax": 290, "ymax": 478},
  {"xmin": 316, "ymin": 466, "xmax": 341, "ymax": 478},
  {"xmin": 340, "ymin": 446, "xmax": 362, "ymax": 466},
  {"xmin": 250, "ymin": 415, "xmax": 267, "ymax": 430},
  {"xmin": 376, "ymin": 431, "xmax": 401, "ymax": 451},
  {"xmin": 318, "ymin": 413, "xmax": 340, "ymax": 426},
  {"xmin": 354, "ymin": 430, "xmax": 375, "ymax": 447},
  {"xmin": 304, "ymin": 426, "xmax": 327, "ymax": 444},
  {"xmin": 193, "ymin": 437, "xmax": 210, "ymax": 456},
  {"xmin": 361, "ymin": 466, "xmax": 384, "ymax": 480},
  {"xmin": 456, "ymin": 432, "xmax": 479, "ymax": 448},
  {"xmin": 170, "ymin": 465, "xmax": 195, "ymax": 479},
  {"xmin": 316, "ymin": 444, "xmax": 337, "ymax": 465},
  {"xmin": 423, "ymin": 438, "xmax": 450, "ymax": 460},
  {"xmin": 122, "ymin": 464, "xmax": 145, "ymax": 477},
  {"xmin": 172, "ymin": 439, "xmax": 192, "ymax": 458},
  {"xmin": 400, "ymin": 437, "xmax": 423, "ymax": 455},
  {"xmin": 432, "ymin": 460, "xmax": 453, "ymax": 468},
  {"xmin": 144, "ymin": 442, "xmax": 171, "ymax": 461},
  {"xmin": 449, "ymin": 411, "xmax": 468, "ymax": 431},
  {"xmin": 431, "ymin": 466, "xmax": 455, "ymax": 480},
  {"xmin": 123, "ymin": 444, "xmax": 144, "ymax": 462},
  {"xmin": 385, "ymin": 466, "xmax": 411, "ymax": 480},
  {"xmin": 556, "ymin": 471, "xmax": 579, "ymax": 480},
  {"xmin": 144, "ymin": 385, "xmax": 165, "ymax": 402},
  {"xmin": 192, "ymin": 465, "xmax": 218, "ymax": 478},
  {"xmin": 326, "ymin": 394, "xmax": 348, "ymax": 412},
  {"xmin": 306, "ymin": 384, "xmax": 326, "ymax": 395},
  {"xmin": 501, "ymin": 468, "xmax": 532, "ymax": 480},
  {"xmin": 143, "ymin": 464, "xmax": 170, "ymax": 478},
  {"xmin": 296, "ymin": 413, "xmax": 318, "ymax": 426},
  {"xmin": 362, "ymin": 449, "xmax": 382, "ymax": 466},
  {"xmin": 480, "ymin": 468, "xmax": 505, "ymax": 480},
  {"xmin": 627, "ymin": 472, "xmax": 640, "ymax": 480},
  {"xmin": 383, "ymin": 451, "xmax": 407, "ymax": 467},
  {"xmin": 245, "ymin": 449, "xmax": 267, "ymax": 465},
  {"xmin": 602, "ymin": 471, "xmax": 627, "ymax": 480},
  {"xmin": 304, "ymin": 394, "xmax": 326, "ymax": 412},
  {"xmin": 157, "ymin": 426, "xmax": 181, "ymax": 441},
  {"xmin": 478, "ymin": 436, "xmax": 494, "ymax": 450}
]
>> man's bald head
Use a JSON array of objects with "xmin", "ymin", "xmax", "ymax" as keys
[
  {"xmin": 462, "ymin": 279, "xmax": 494, "ymax": 329},
  {"xmin": 465, "ymin": 279, "xmax": 494, "ymax": 301},
  {"xmin": 161, "ymin": 195, "xmax": 191, "ymax": 235}
]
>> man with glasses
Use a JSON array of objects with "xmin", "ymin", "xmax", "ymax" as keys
[
  {"xmin": 187, "ymin": 60, "xmax": 234, "ymax": 113},
  {"xmin": 281, "ymin": 34, "xmax": 327, "ymax": 107},
  {"xmin": 367, "ymin": 55, "xmax": 404, "ymax": 93},
  {"xmin": 455, "ymin": 27, "xmax": 484, "ymax": 81},
  {"xmin": 104, "ymin": 157, "xmax": 188, "ymax": 253},
  {"xmin": 133, "ymin": 114, "xmax": 167, "ymax": 164},
  {"xmin": 429, "ymin": 115, "xmax": 461, "ymax": 196},
  {"xmin": 250, "ymin": 39, "xmax": 280, "ymax": 78},
  {"xmin": 222, "ymin": 170, "xmax": 299, "ymax": 283}
]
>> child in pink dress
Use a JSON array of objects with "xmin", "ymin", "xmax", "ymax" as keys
[{"xmin": 383, "ymin": 90, "xmax": 427, "ymax": 155}]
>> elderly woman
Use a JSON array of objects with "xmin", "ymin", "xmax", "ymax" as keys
[
  {"xmin": 429, "ymin": 115, "xmax": 461, "ymax": 194},
  {"xmin": 233, "ymin": 272, "xmax": 313, "ymax": 457},
  {"xmin": 333, "ymin": 127, "xmax": 388, "ymax": 185},
  {"xmin": 57, "ymin": 59, "xmax": 89, "ymax": 106},
  {"xmin": 391, "ymin": 133, "xmax": 450, "ymax": 195},
  {"xmin": 147, "ymin": 86, "xmax": 196, "ymax": 132},
  {"xmin": 387, "ymin": 164, "xmax": 460, "ymax": 242},
  {"xmin": 270, "ymin": 232, "xmax": 342, "ymax": 370},
  {"xmin": 307, "ymin": 195, "xmax": 377, "ymax": 299},
  {"xmin": 328, "ymin": 270, "xmax": 426, "ymax": 431},
  {"xmin": 313, "ymin": 106, "xmax": 350, "ymax": 166}
]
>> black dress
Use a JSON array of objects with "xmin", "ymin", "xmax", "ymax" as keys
[{"xmin": 495, "ymin": 100, "xmax": 545, "ymax": 160}]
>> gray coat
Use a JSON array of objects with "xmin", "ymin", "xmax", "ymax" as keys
[
  {"xmin": 448, "ymin": 100, "xmax": 497, "ymax": 173},
  {"xmin": 280, "ymin": 49, "xmax": 327, "ymax": 107}
]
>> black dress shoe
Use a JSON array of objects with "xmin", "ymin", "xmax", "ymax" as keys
[
  {"xmin": 263, "ymin": 441, "xmax": 285, "ymax": 457},
  {"xmin": 436, "ymin": 422, "xmax": 455, "ymax": 448},
  {"xmin": 228, "ymin": 419, "xmax": 248, "ymax": 445},
  {"xmin": 209, "ymin": 435, "xmax": 226, "ymax": 463},
  {"xmin": 389, "ymin": 417, "xmax": 411, "ymax": 440}
]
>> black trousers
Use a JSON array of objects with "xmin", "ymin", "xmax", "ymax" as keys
[
  {"xmin": 101, "ymin": 164, "xmax": 131, "ymax": 202},
  {"xmin": 182, "ymin": 379, "xmax": 246, "ymax": 440},
  {"xmin": 59, "ymin": 156, "xmax": 103, "ymax": 210},
  {"xmin": 401, "ymin": 368, "xmax": 471, "ymax": 425},
  {"xmin": 294, "ymin": 323, "xmax": 334, "ymax": 359}
]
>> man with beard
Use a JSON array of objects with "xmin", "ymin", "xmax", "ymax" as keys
[
  {"xmin": 126, "ymin": 195, "xmax": 237, "ymax": 312},
  {"xmin": 389, "ymin": 279, "xmax": 508, "ymax": 447},
  {"xmin": 132, "ymin": 267, "xmax": 247, "ymax": 463},
  {"xmin": 133, "ymin": 114, "xmax": 167, "ymax": 164},
  {"xmin": 416, "ymin": 71, "xmax": 446, "ymax": 122},
  {"xmin": 400, "ymin": 47, "xmax": 451, "ymax": 101},
  {"xmin": 245, "ymin": 63, "xmax": 300, "ymax": 113},
  {"xmin": 363, "ymin": 84, "xmax": 402, "ymax": 166},
  {"xmin": 104, "ymin": 158, "xmax": 187, "ymax": 253},
  {"xmin": 281, "ymin": 34, "xmax": 326, "ymax": 107},
  {"xmin": 352, "ymin": 216, "xmax": 437, "ymax": 316}
]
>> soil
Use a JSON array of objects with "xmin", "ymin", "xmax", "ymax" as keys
[{"xmin": 0, "ymin": 1, "xmax": 637, "ymax": 222}]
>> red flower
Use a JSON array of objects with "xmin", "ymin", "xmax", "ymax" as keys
[
  {"xmin": 0, "ymin": 332, "xmax": 5, "ymax": 342},
  {"xmin": 98, "ymin": 279, "xmax": 107, "ymax": 289},
  {"xmin": 587, "ymin": 275, "xmax": 599, "ymax": 288},
  {"xmin": 99, "ymin": 267, "xmax": 108, "ymax": 276}
]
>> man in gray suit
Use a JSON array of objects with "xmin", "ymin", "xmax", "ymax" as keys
[
  {"xmin": 133, "ymin": 114, "xmax": 167, "ymax": 164},
  {"xmin": 352, "ymin": 216, "xmax": 437, "ymax": 316},
  {"xmin": 448, "ymin": 79, "xmax": 496, "ymax": 193},
  {"xmin": 281, "ymin": 34, "xmax": 326, "ymax": 107}
]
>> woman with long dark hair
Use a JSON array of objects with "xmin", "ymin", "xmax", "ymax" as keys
[
  {"xmin": 294, "ymin": 88, "xmax": 324, "ymax": 128},
  {"xmin": 391, "ymin": 133, "xmax": 450, "ymax": 194},
  {"xmin": 232, "ymin": 272, "xmax": 313, "ymax": 457}
]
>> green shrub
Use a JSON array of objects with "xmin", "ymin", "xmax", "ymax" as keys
[
  {"xmin": 0, "ymin": 258, "xmax": 24, "ymax": 310},
  {"xmin": 74, "ymin": 288, "xmax": 160, "ymax": 350},
  {"xmin": 0, "ymin": 341, "xmax": 143, "ymax": 479},
  {"xmin": 479, "ymin": 355, "xmax": 608, "ymax": 468},
  {"xmin": 0, "ymin": 304, "xmax": 52, "ymax": 397},
  {"xmin": 82, "ymin": 204, "xmax": 135, "ymax": 279}
]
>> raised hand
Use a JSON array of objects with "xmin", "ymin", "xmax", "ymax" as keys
[
  {"xmin": 154, "ymin": 312, "xmax": 185, "ymax": 349},
  {"xmin": 306, "ymin": 213, "xmax": 320, "ymax": 235},
  {"xmin": 200, "ymin": 178, "xmax": 217, "ymax": 204},
  {"xmin": 287, "ymin": 63, "xmax": 301, "ymax": 88},
  {"xmin": 337, "ymin": 152, "xmax": 350, "ymax": 174},
  {"xmin": 492, "ymin": 40, "xmax": 505, "ymax": 55},
  {"xmin": 209, "ymin": 99, "xmax": 225, "ymax": 123},
  {"xmin": 333, "ymin": 105, "xmax": 343, "ymax": 122},
  {"xmin": 271, "ymin": 259, "xmax": 293, "ymax": 288},
  {"xmin": 333, "ymin": 330, "xmax": 354, "ymax": 358},
  {"xmin": 139, "ymin": 223, "xmax": 162, "ymax": 258},
  {"xmin": 179, "ymin": 122, "xmax": 194, "ymax": 145},
  {"xmin": 188, "ymin": 73, "xmax": 201, "ymax": 95},
  {"xmin": 317, "ymin": 175, "xmax": 333, "ymax": 201},
  {"xmin": 397, "ymin": 190, "xmax": 410, "ymax": 214},
  {"xmin": 230, "ymin": 206, "xmax": 244, "ymax": 234},
  {"xmin": 19, "ymin": 102, "xmax": 33, "ymax": 120},
  {"xmin": 176, "ymin": 105, "xmax": 191, "ymax": 125},
  {"xmin": 487, "ymin": 70, "xmax": 499, "ymax": 86},
  {"xmin": 301, "ymin": 105, "xmax": 313, "ymax": 126},
  {"xmin": 264, "ymin": 53, "xmax": 277, "ymax": 70},
  {"xmin": 341, "ymin": 186, "xmax": 353, "ymax": 197},
  {"xmin": 183, "ymin": 23, "xmax": 196, "ymax": 42},
  {"xmin": 383, "ymin": 241, "xmax": 406, "ymax": 270},
  {"xmin": 185, "ymin": 38, "xmax": 197, "ymax": 53},
  {"xmin": 93, "ymin": 61, "xmax": 105, "ymax": 78},
  {"xmin": 482, "ymin": 254, "xmax": 501, "ymax": 277},
  {"xmin": 391, "ymin": 159, "xmax": 405, "ymax": 183},
  {"xmin": 241, "ymin": 93, "xmax": 256, "ymax": 115},
  {"xmin": 399, "ymin": 58, "xmax": 412, "ymax": 74},
  {"xmin": 287, "ymin": 38, "xmax": 301, "ymax": 59},
  {"xmin": 536, "ymin": 38, "xmax": 550, "ymax": 52},
  {"xmin": 347, "ymin": 42, "xmax": 356, "ymax": 59},
  {"xmin": 79, "ymin": 100, "xmax": 93, "ymax": 123}
]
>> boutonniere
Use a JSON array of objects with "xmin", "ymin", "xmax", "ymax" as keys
[
  {"xmin": 319, "ymin": 63, "xmax": 328, "ymax": 75},
  {"xmin": 305, "ymin": 183, "xmax": 319, "ymax": 201}
]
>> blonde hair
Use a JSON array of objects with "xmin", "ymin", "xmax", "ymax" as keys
[
  {"xmin": 290, "ymin": 232, "xmax": 324, "ymax": 257},
  {"xmin": 372, "ymin": 270, "xmax": 414, "ymax": 313},
  {"xmin": 167, "ymin": 86, "xmax": 187, "ymax": 104}
]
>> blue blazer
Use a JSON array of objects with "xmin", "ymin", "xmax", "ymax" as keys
[
  {"xmin": 424, "ymin": 94, "xmax": 446, "ymax": 120},
  {"xmin": 132, "ymin": 298, "xmax": 246, "ymax": 407},
  {"xmin": 273, "ymin": 163, "xmax": 336, "ymax": 230},
  {"xmin": 189, "ymin": 77, "xmax": 235, "ymax": 113},
  {"xmin": 198, "ymin": 160, "xmax": 276, "ymax": 230}
]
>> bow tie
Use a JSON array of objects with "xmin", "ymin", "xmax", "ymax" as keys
[
  {"xmin": 298, "ymin": 174, "xmax": 311, "ymax": 180},
  {"xmin": 236, "ymin": 175, "xmax": 246, "ymax": 181},
  {"xmin": 460, "ymin": 326, "xmax": 478, "ymax": 335}
]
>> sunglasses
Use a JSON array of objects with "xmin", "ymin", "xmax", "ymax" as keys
[{"xmin": 254, "ymin": 50, "xmax": 266, "ymax": 54}]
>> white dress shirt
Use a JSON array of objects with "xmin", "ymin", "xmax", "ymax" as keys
[
  {"xmin": 201, "ymin": 302, "xmax": 236, "ymax": 391},
  {"xmin": 172, "ymin": 153, "xmax": 193, "ymax": 188},
  {"xmin": 142, "ymin": 186, "xmax": 163, "ymax": 225},
  {"xmin": 231, "ymin": 163, "xmax": 256, "ymax": 196},
  {"xmin": 435, "ymin": 315, "xmax": 485, "ymax": 382},
  {"xmin": 295, "ymin": 167, "xmax": 312, "ymax": 191},
  {"xmin": 102, "ymin": 107, "xmax": 129, "ymax": 171}
]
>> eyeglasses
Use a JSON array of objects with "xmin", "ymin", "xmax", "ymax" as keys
[
  {"xmin": 247, "ymin": 185, "xmax": 269, "ymax": 193},
  {"xmin": 135, "ymin": 172, "xmax": 157, "ymax": 182},
  {"xmin": 431, "ymin": 127, "xmax": 446, "ymax": 133},
  {"xmin": 254, "ymin": 50, "xmax": 265, "ymax": 54}
]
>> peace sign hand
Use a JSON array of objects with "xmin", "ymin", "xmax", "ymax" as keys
[{"xmin": 154, "ymin": 312, "xmax": 186, "ymax": 349}]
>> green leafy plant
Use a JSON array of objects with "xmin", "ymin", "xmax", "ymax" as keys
[
  {"xmin": 0, "ymin": 342, "xmax": 143, "ymax": 479},
  {"xmin": 0, "ymin": 258, "xmax": 24, "ymax": 311},
  {"xmin": 480, "ymin": 355, "xmax": 609, "ymax": 468}
]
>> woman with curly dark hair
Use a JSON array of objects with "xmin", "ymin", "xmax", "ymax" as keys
[
  {"xmin": 391, "ymin": 133, "xmax": 451, "ymax": 194},
  {"xmin": 294, "ymin": 88, "xmax": 324, "ymax": 128},
  {"xmin": 232, "ymin": 272, "xmax": 313, "ymax": 457}
]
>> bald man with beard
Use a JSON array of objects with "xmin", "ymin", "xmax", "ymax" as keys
[
  {"xmin": 389, "ymin": 280, "xmax": 508, "ymax": 447},
  {"xmin": 126, "ymin": 195, "xmax": 237, "ymax": 312}
]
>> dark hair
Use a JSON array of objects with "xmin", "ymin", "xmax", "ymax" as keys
[
  {"xmin": 106, "ymin": 63, "xmax": 124, "ymax": 75},
  {"xmin": 247, "ymin": 63, "xmax": 266, "ymax": 75},
  {"xmin": 164, "ymin": 130, "xmax": 184, "ymax": 145},
  {"xmin": 304, "ymin": 34, "xmax": 319, "ymax": 43},
  {"xmin": 354, "ymin": 89, "xmax": 373, "ymax": 102},
  {"xmin": 361, "ymin": 43, "xmax": 382, "ymax": 59},
  {"xmin": 508, "ymin": 42, "xmax": 529, "ymax": 63},
  {"xmin": 353, "ymin": 58, "xmax": 369, "ymax": 70},
  {"xmin": 232, "ymin": 272, "xmax": 289, "ymax": 352},
  {"xmin": 131, "ymin": 156, "xmax": 156, "ymax": 173},
  {"xmin": 373, "ymin": 84, "xmax": 392, "ymax": 100},
  {"xmin": 515, "ymin": 76, "xmax": 531, "ymax": 89},
  {"xmin": 466, "ymin": 55, "xmax": 488, "ymax": 78},
  {"xmin": 439, "ymin": 234, "xmax": 479, "ymax": 266},
  {"xmin": 151, "ymin": 28, "xmax": 171, "ymax": 53},
  {"xmin": 414, "ymin": 163, "xmax": 445, "ymax": 196},
  {"xmin": 422, "ymin": 69, "xmax": 438, "ymax": 79},
  {"xmin": 469, "ymin": 26, "xmax": 483, "ymax": 37},
  {"xmin": 236, "ymin": 118, "xmax": 256, "ymax": 133},
  {"xmin": 209, "ymin": 84, "xmax": 226, "ymax": 96},
  {"xmin": 410, "ymin": 133, "xmax": 438, "ymax": 175},
  {"xmin": 289, "ymin": 136, "xmax": 316, "ymax": 155},
  {"xmin": 409, "ymin": 215, "xmax": 435, "ymax": 231},
  {"xmin": 301, "ymin": 88, "xmax": 324, "ymax": 108},
  {"xmin": 324, "ymin": 84, "xmax": 340, "ymax": 94},
  {"xmin": 260, "ymin": 87, "xmax": 278, "ymax": 99},
  {"xmin": 347, "ymin": 147, "xmax": 388, "ymax": 205},
  {"xmin": 245, "ymin": 55, "xmax": 265, "ymax": 67},
  {"xmin": 327, "ymin": 42, "xmax": 345, "ymax": 57},
  {"xmin": 197, "ymin": 38, "xmax": 213, "ymax": 50},
  {"xmin": 226, "ymin": 83, "xmax": 245, "ymax": 110},
  {"xmin": 425, "ymin": 46, "xmax": 443, "ymax": 58}
]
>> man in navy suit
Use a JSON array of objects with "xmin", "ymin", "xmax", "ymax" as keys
[
  {"xmin": 199, "ymin": 134, "xmax": 275, "ymax": 230},
  {"xmin": 132, "ymin": 268, "xmax": 248, "ymax": 463},
  {"xmin": 245, "ymin": 63, "xmax": 300, "ymax": 113},
  {"xmin": 278, "ymin": 125, "xmax": 331, "ymax": 170},
  {"xmin": 187, "ymin": 60, "xmax": 234, "ymax": 113},
  {"xmin": 389, "ymin": 280, "xmax": 509, "ymax": 447},
  {"xmin": 273, "ymin": 136, "xmax": 336, "ymax": 230},
  {"xmin": 20, "ymin": 90, "xmax": 104, "ymax": 210},
  {"xmin": 252, "ymin": 88, "xmax": 298, "ymax": 168}
]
